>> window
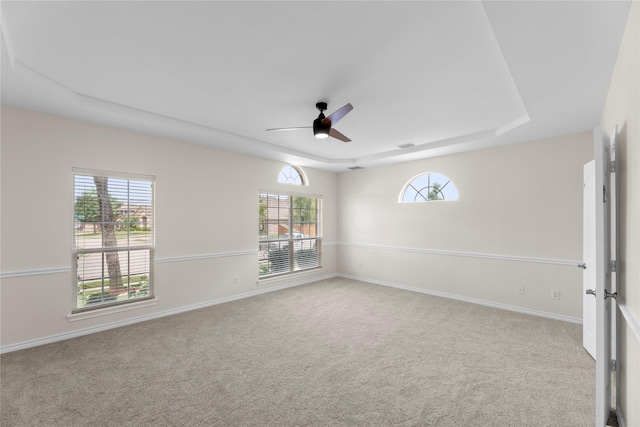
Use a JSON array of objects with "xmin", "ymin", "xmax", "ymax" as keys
[
  {"xmin": 258, "ymin": 192, "xmax": 321, "ymax": 277},
  {"xmin": 400, "ymin": 172, "xmax": 459, "ymax": 202},
  {"xmin": 278, "ymin": 165, "xmax": 304, "ymax": 185},
  {"xmin": 73, "ymin": 169, "xmax": 154, "ymax": 311}
]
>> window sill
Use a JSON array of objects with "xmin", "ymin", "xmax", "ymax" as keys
[
  {"xmin": 257, "ymin": 266, "xmax": 323, "ymax": 285},
  {"xmin": 67, "ymin": 298, "xmax": 159, "ymax": 322}
]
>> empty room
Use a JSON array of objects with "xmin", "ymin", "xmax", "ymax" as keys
[{"xmin": 1, "ymin": 1, "xmax": 638, "ymax": 426}]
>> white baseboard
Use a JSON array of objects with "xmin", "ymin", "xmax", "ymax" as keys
[
  {"xmin": 338, "ymin": 273, "xmax": 582, "ymax": 324},
  {"xmin": 0, "ymin": 272, "xmax": 335, "ymax": 354}
]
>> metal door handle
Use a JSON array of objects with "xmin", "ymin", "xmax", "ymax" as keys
[
  {"xmin": 578, "ymin": 263, "xmax": 587, "ymax": 269},
  {"xmin": 586, "ymin": 289, "xmax": 596, "ymax": 297}
]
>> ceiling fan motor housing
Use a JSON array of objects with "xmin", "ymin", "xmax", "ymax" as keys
[{"xmin": 313, "ymin": 114, "xmax": 330, "ymax": 138}]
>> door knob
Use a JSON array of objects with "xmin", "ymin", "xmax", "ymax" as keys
[
  {"xmin": 578, "ymin": 263, "xmax": 587, "ymax": 269},
  {"xmin": 586, "ymin": 289, "xmax": 596, "ymax": 297}
]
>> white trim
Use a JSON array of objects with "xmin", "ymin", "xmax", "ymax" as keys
[
  {"xmin": 0, "ymin": 249, "xmax": 284, "ymax": 278},
  {"xmin": 72, "ymin": 167, "xmax": 155, "ymax": 182},
  {"xmin": 338, "ymin": 273, "xmax": 582, "ymax": 324},
  {"xmin": 257, "ymin": 266, "xmax": 324, "ymax": 285},
  {"xmin": 0, "ymin": 243, "xmax": 567, "ymax": 279},
  {"xmin": 617, "ymin": 297, "xmax": 640, "ymax": 343},
  {"xmin": 338, "ymin": 242, "xmax": 580, "ymax": 267},
  {"xmin": 0, "ymin": 267, "xmax": 71, "ymax": 279},
  {"xmin": 67, "ymin": 298, "xmax": 159, "ymax": 322},
  {"xmin": 155, "ymin": 250, "xmax": 257, "ymax": 264},
  {"xmin": 0, "ymin": 251, "xmax": 262, "ymax": 277},
  {"xmin": 0, "ymin": 273, "xmax": 335, "ymax": 354},
  {"xmin": 259, "ymin": 188, "xmax": 323, "ymax": 199}
]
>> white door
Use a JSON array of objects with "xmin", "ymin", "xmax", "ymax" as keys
[
  {"xmin": 594, "ymin": 127, "xmax": 613, "ymax": 427},
  {"xmin": 583, "ymin": 160, "xmax": 596, "ymax": 359}
]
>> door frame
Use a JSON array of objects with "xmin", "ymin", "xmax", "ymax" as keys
[{"xmin": 593, "ymin": 126, "xmax": 617, "ymax": 427}]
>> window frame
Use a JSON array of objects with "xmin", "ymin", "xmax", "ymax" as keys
[
  {"xmin": 399, "ymin": 172, "xmax": 460, "ymax": 203},
  {"xmin": 277, "ymin": 165, "xmax": 308, "ymax": 186},
  {"xmin": 258, "ymin": 190, "xmax": 322, "ymax": 278},
  {"xmin": 72, "ymin": 168, "xmax": 155, "ymax": 313}
]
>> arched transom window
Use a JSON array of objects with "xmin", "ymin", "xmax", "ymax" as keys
[
  {"xmin": 278, "ymin": 165, "xmax": 305, "ymax": 186},
  {"xmin": 400, "ymin": 172, "xmax": 459, "ymax": 202}
]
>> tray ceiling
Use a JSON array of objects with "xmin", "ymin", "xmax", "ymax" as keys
[{"xmin": 0, "ymin": 1, "xmax": 631, "ymax": 171}]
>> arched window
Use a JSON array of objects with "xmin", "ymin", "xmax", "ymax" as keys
[
  {"xmin": 399, "ymin": 172, "xmax": 459, "ymax": 202},
  {"xmin": 278, "ymin": 165, "xmax": 305, "ymax": 186}
]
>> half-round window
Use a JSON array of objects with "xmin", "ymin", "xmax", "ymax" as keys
[
  {"xmin": 278, "ymin": 165, "xmax": 306, "ymax": 186},
  {"xmin": 400, "ymin": 172, "xmax": 459, "ymax": 202}
]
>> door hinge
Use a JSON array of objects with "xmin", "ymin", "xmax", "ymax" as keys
[
  {"xmin": 611, "ymin": 359, "xmax": 617, "ymax": 372},
  {"xmin": 610, "ymin": 160, "xmax": 616, "ymax": 173},
  {"xmin": 610, "ymin": 260, "xmax": 617, "ymax": 273}
]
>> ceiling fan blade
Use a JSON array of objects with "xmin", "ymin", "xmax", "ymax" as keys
[
  {"xmin": 329, "ymin": 128, "xmax": 351, "ymax": 143},
  {"xmin": 266, "ymin": 126, "xmax": 311, "ymax": 132},
  {"xmin": 322, "ymin": 103, "xmax": 353, "ymax": 126}
]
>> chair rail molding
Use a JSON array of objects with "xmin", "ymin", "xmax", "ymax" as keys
[{"xmin": 338, "ymin": 242, "xmax": 581, "ymax": 267}]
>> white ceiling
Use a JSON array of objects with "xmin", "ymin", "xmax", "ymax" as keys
[{"xmin": 0, "ymin": 1, "xmax": 631, "ymax": 172}]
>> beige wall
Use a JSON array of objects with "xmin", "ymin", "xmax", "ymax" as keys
[
  {"xmin": 600, "ymin": 1, "xmax": 640, "ymax": 425},
  {"xmin": 0, "ymin": 106, "xmax": 338, "ymax": 349},
  {"xmin": 337, "ymin": 131, "xmax": 592, "ymax": 320},
  {"xmin": 0, "ymin": 106, "xmax": 595, "ymax": 346}
]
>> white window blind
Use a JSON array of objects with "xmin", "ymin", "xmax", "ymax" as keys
[
  {"xmin": 73, "ymin": 171, "xmax": 154, "ymax": 311},
  {"xmin": 258, "ymin": 193, "xmax": 321, "ymax": 277}
]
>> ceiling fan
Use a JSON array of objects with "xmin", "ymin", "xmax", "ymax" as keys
[{"xmin": 267, "ymin": 102, "xmax": 353, "ymax": 142}]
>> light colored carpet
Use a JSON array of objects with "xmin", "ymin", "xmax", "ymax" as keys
[{"xmin": 1, "ymin": 277, "xmax": 595, "ymax": 426}]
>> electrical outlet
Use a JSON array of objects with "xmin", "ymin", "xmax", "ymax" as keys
[
  {"xmin": 551, "ymin": 290, "xmax": 560, "ymax": 300},
  {"xmin": 233, "ymin": 276, "xmax": 239, "ymax": 284},
  {"xmin": 517, "ymin": 286, "xmax": 525, "ymax": 294}
]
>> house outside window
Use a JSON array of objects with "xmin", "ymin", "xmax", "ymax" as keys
[
  {"xmin": 258, "ymin": 192, "xmax": 321, "ymax": 277},
  {"xmin": 73, "ymin": 169, "xmax": 154, "ymax": 311}
]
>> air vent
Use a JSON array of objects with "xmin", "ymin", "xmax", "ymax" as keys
[
  {"xmin": 398, "ymin": 143, "xmax": 415, "ymax": 149},
  {"xmin": 348, "ymin": 166, "xmax": 364, "ymax": 170}
]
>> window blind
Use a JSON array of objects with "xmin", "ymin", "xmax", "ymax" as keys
[
  {"xmin": 258, "ymin": 192, "xmax": 321, "ymax": 277},
  {"xmin": 73, "ymin": 172, "xmax": 154, "ymax": 311}
]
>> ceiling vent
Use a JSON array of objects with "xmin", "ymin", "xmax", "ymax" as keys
[{"xmin": 398, "ymin": 143, "xmax": 415, "ymax": 149}]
